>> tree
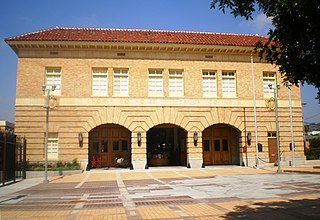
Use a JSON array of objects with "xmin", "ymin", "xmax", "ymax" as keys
[{"xmin": 210, "ymin": 0, "xmax": 320, "ymax": 101}]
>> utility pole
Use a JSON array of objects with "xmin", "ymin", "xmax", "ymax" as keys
[
  {"xmin": 269, "ymin": 83, "xmax": 281, "ymax": 173},
  {"xmin": 251, "ymin": 53, "xmax": 259, "ymax": 169},
  {"xmin": 42, "ymin": 85, "xmax": 56, "ymax": 183},
  {"xmin": 287, "ymin": 83, "xmax": 295, "ymax": 167}
]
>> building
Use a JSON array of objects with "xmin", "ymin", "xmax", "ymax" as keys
[
  {"xmin": 0, "ymin": 121, "xmax": 14, "ymax": 133},
  {"xmin": 5, "ymin": 27, "xmax": 305, "ymax": 169}
]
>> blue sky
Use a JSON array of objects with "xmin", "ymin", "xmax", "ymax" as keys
[{"xmin": 0, "ymin": 0, "xmax": 319, "ymax": 123}]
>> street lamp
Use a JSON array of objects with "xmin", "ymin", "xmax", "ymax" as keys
[
  {"xmin": 269, "ymin": 83, "xmax": 281, "ymax": 173},
  {"xmin": 287, "ymin": 82, "xmax": 295, "ymax": 167},
  {"xmin": 250, "ymin": 53, "xmax": 259, "ymax": 169},
  {"xmin": 42, "ymin": 84, "xmax": 56, "ymax": 183}
]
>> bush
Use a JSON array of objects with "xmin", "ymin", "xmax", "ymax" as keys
[
  {"xmin": 306, "ymin": 138, "xmax": 320, "ymax": 160},
  {"xmin": 26, "ymin": 158, "xmax": 80, "ymax": 171}
]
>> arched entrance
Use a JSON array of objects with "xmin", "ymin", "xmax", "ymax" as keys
[
  {"xmin": 89, "ymin": 124, "xmax": 131, "ymax": 168},
  {"xmin": 202, "ymin": 124, "xmax": 240, "ymax": 165},
  {"xmin": 147, "ymin": 124, "xmax": 187, "ymax": 167}
]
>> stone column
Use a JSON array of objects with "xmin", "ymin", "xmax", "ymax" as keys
[
  {"xmin": 186, "ymin": 130, "xmax": 203, "ymax": 168},
  {"xmin": 131, "ymin": 130, "xmax": 147, "ymax": 170}
]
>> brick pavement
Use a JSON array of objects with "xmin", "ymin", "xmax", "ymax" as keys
[{"xmin": 0, "ymin": 166, "xmax": 319, "ymax": 219}]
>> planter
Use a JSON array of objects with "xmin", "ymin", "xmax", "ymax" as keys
[{"xmin": 26, "ymin": 170, "xmax": 83, "ymax": 179}]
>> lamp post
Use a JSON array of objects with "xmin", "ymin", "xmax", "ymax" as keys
[
  {"xmin": 269, "ymin": 83, "xmax": 281, "ymax": 173},
  {"xmin": 250, "ymin": 53, "xmax": 259, "ymax": 169},
  {"xmin": 287, "ymin": 82, "xmax": 295, "ymax": 167},
  {"xmin": 42, "ymin": 85, "xmax": 56, "ymax": 183}
]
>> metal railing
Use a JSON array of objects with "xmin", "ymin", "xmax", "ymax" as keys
[{"xmin": 0, "ymin": 130, "xmax": 26, "ymax": 186}]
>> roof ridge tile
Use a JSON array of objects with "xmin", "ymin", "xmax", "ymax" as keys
[{"xmin": 5, "ymin": 26, "xmax": 268, "ymax": 47}]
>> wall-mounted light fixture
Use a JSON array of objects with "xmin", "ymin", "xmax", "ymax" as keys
[
  {"xmin": 78, "ymin": 132, "xmax": 83, "ymax": 147},
  {"xmin": 194, "ymin": 131, "xmax": 198, "ymax": 146},
  {"xmin": 247, "ymin": 131, "xmax": 252, "ymax": 146},
  {"xmin": 137, "ymin": 132, "xmax": 141, "ymax": 146}
]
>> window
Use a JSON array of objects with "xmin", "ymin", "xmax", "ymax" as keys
[
  {"xmin": 148, "ymin": 69, "xmax": 163, "ymax": 96},
  {"xmin": 263, "ymin": 72, "xmax": 276, "ymax": 98},
  {"xmin": 202, "ymin": 70, "xmax": 217, "ymax": 97},
  {"xmin": 122, "ymin": 140, "xmax": 128, "ymax": 151},
  {"xmin": 214, "ymin": 139, "xmax": 220, "ymax": 151},
  {"xmin": 93, "ymin": 141, "xmax": 99, "ymax": 154},
  {"xmin": 268, "ymin": 132, "xmax": 276, "ymax": 137},
  {"xmin": 169, "ymin": 70, "xmax": 183, "ymax": 96},
  {"xmin": 92, "ymin": 68, "xmax": 108, "ymax": 96},
  {"xmin": 222, "ymin": 139, "xmax": 228, "ymax": 151},
  {"xmin": 222, "ymin": 71, "xmax": 236, "ymax": 97},
  {"xmin": 45, "ymin": 67, "xmax": 61, "ymax": 95},
  {"xmin": 47, "ymin": 133, "xmax": 58, "ymax": 160},
  {"xmin": 101, "ymin": 140, "xmax": 107, "ymax": 152},
  {"xmin": 114, "ymin": 69, "xmax": 128, "ymax": 96},
  {"xmin": 113, "ymin": 140, "xmax": 119, "ymax": 151},
  {"xmin": 203, "ymin": 139, "xmax": 210, "ymax": 151}
]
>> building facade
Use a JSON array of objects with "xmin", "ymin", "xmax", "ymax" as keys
[{"xmin": 6, "ymin": 27, "xmax": 305, "ymax": 169}]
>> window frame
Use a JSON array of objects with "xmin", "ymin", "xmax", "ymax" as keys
[
  {"xmin": 202, "ymin": 70, "xmax": 217, "ymax": 97},
  {"xmin": 45, "ymin": 67, "xmax": 61, "ymax": 96},
  {"xmin": 221, "ymin": 71, "xmax": 237, "ymax": 97},
  {"xmin": 92, "ymin": 68, "xmax": 108, "ymax": 96},
  {"xmin": 148, "ymin": 69, "xmax": 163, "ymax": 97},
  {"xmin": 113, "ymin": 68, "xmax": 129, "ymax": 96},
  {"xmin": 169, "ymin": 70, "xmax": 184, "ymax": 97},
  {"xmin": 46, "ymin": 133, "xmax": 59, "ymax": 160},
  {"xmin": 263, "ymin": 72, "xmax": 276, "ymax": 98}
]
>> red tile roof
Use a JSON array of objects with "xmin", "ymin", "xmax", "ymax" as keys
[{"xmin": 5, "ymin": 27, "xmax": 267, "ymax": 47}]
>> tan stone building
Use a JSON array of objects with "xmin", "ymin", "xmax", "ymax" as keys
[
  {"xmin": 0, "ymin": 121, "xmax": 14, "ymax": 132},
  {"xmin": 5, "ymin": 27, "xmax": 305, "ymax": 169}
]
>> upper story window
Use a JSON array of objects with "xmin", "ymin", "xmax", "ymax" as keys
[
  {"xmin": 169, "ymin": 70, "xmax": 183, "ymax": 96},
  {"xmin": 92, "ymin": 68, "xmax": 108, "ymax": 96},
  {"xmin": 113, "ymin": 69, "xmax": 128, "ymax": 96},
  {"xmin": 263, "ymin": 72, "xmax": 276, "ymax": 98},
  {"xmin": 222, "ymin": 71, "xmax": 236, "ymax": 97},
  {"xmin": 148, "ymin": 69, "xmax": 163, "ymax": 96},
  {"xmin": 202, "ymin": 70, "xmax": 217, "ymax": 97},
  {"xmin": 45, "ymin": 67, "xmax": 61, "ymax": 96}
]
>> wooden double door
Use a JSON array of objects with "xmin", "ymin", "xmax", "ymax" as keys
[
  {"xmin": 203, "ymin": 126, "xmax": 232, "ymax": 165},
  {"xmin": 89, "ymin": 124, "xmax": 131, "ymax": 167}
]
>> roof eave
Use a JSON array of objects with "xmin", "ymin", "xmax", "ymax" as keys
[{"xmin": 5, "ymin": 40, "xmax": 256, "ymax": 54}]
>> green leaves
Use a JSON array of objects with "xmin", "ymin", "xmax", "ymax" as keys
[{"xmin": 211, "ymin": 0, "xmax": 320, "ymax": 101}]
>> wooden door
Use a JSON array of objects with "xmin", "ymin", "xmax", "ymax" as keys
[
  {"xmin": 202, "ymin": 126, "xmax": 231, "ymax": 165},
  {"xmin": 90, "ymin": 125, "xmax": 131, "ymax": 167},
  {"xmin": 203, "ymin": 139, "xmax": 211, "ymax": 164},
  {"xmin": 268, "ymin": 138, "xmax": 277, "ymax": 163},
  {"xmin": 213, "ymin": 138, "xmax": 230, "ymax": 164}
]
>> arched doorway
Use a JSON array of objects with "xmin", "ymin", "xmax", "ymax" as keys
[
  {"xmin": 202, "ymin": 124, "xmax": 240, "ymax": 165},
  {"xmin": 89, "ymin": 124, "xmax": 131, "ymax": 168},
  {"xmin": 147, "ymin": 124, "xmax": 187, "ymax": 167}
]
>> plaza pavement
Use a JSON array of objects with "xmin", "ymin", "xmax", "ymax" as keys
[{"xmin": 0, "ymin": 165, "xmax": 319, "ymax": 220}]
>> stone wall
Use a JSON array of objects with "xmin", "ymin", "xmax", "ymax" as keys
[{"xmin": 14, "ymin": 47, "xmax": 305, "ymax": 169}]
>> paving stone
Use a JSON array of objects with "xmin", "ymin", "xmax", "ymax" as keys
[{"xmin": 0, "ymin": 167, "xmax": 319, "ymax": 219}]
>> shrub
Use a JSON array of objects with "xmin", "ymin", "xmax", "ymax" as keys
[
  {"xmin": 306, "ymin": 138, "xmax": 320, "ymax": 160},
  {"xmin": 26, "ymin": 158, "xmax": 81, "ymax": 171}
]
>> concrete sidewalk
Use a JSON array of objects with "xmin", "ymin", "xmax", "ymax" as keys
[
  {"xmin": 1, "ymin": 164, "xmax": 319, "ymax": 198},
  {"xmin": 0, "ymin": 166, "xmax": 319, "ymax": 219}
]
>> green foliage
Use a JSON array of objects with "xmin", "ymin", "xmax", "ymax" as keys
[
  {"xmin": 306, "ymin": 138, "xmax": 320, "ymax": 160},
  {"xmin": 26, "ymin": 158, "xmax": 80, "ymax": 171},
  {"xmin": 211, "ymin": 0, "xmax": 320, "ymax": 101}
]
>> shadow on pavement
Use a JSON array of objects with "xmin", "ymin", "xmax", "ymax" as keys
[{"xmin": 224, "ymin": 198, "xmax": 320, "ymax": 220}]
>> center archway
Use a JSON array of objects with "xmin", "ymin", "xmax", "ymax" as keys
[
  {"xmin": 202, "ymin": 124, "xmax": 241, "ymax": 165},
  {"xmin": 147, "ymin": 124, "xmax": 187, "ymax": 167}
]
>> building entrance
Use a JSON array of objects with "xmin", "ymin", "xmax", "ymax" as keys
[
  {"xmin": 89, "ymin": 124, "xmax": 131, "ymax": 168},
  {"xmin": 202, "ymin": 124, "xmax": 240, "ymax": 165},
  {"xmin": 147, "ymin": 124, "xmax": 187, "ymax": 167}
]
